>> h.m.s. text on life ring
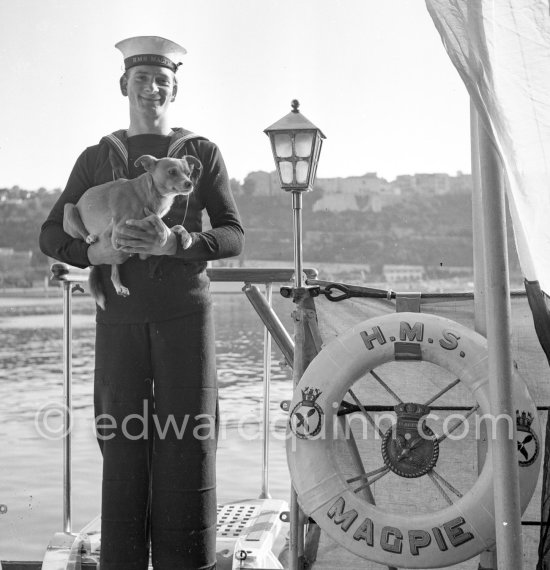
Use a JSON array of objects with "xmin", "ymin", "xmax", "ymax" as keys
[{"xmin": 286, "ymin": 312, "xmax": 541, "ymax": 568}]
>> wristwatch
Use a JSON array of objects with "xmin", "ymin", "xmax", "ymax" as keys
[{"xmin": 171, "ymin": 225, "xmax": 193, "ymax": 250}]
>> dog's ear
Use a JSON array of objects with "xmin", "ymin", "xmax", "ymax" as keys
[
  {"xmin": 183, "ymin": 155, "xmax": 202, "ymax": 185},
  {"xmin": 134, "ymin": 155, "xmax": 157, "ymax": 172}
]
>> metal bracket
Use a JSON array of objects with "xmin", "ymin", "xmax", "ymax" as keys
[
  {"xmin": 394, "ymin": 341, "xmax": 423, "ymax": 360},
  {"xmin": 395, "ymin": 292, "xmax": 422, "ymax": 313},
  {"xmin": 280, "ymin": 285, "xmax": 320, "ymax": 300}
]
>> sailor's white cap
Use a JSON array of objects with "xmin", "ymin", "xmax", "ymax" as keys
[{"xmin": 115, "ymin": 36, "xmax": 187, "ymax": 73}]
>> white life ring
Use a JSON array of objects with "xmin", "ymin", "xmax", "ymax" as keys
[{"xmin": 286, "ymin": 312, "xmax": 541, "ymax": 568}]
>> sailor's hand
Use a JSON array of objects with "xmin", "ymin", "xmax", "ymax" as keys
[
  {"xmin": 117, "ymin": 208, "xmax": 177, "ymax": 256},
  {"xmin": 87, "ymin": 226, "xmax": 131, "ymax": 266}
]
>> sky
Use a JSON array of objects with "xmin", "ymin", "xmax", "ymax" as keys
[{"xmin": 0, "ymin": 0, "xmax": 471, "ymax": 190}]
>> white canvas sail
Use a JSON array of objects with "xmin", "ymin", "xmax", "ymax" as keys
[{"xmin": 426, "ymin": 0, "xmax": 550, "ymax": 295}]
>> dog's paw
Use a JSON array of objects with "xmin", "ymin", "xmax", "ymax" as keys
[
  {"xmin": 86, "ymin": 234, "xmax": 98, "ymax": 244},
  {"xmin": 115, "ymin": 285, "xmax": 130, "ymax": 298}
]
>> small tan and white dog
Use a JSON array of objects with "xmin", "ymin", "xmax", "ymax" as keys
[{"xmin": 63, "ymin": 154, "xmax": 202, "ymax": 309}]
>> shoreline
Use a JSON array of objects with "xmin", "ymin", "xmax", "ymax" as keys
[
  {"xmin": 0, "ymin": 259, "xmax": 526, "ymax": 298},
  {"xmin": 0, "ymin": 282, "xmax": 246, "ymax": 299}
]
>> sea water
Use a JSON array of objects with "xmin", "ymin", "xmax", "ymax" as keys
[
  {"xmin": 0, "ymin": 292, "xmax": 294, "ymax": 562},
  {"xmin": 0, "ymin": 289, "xmax": 545, "ymax": 567}
]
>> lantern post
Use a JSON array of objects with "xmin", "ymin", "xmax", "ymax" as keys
[{"xmin": 265, "ymin": 101, "xmax": 325, "ymax": 570}]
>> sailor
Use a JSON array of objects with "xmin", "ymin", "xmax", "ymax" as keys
[{"xmin": 39, "ymin": 35, "xmax": 244, "ymax": 570}]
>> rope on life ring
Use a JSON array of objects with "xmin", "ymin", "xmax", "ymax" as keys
[{"xmin": 286, "ymin": 312, "xmax": 541, "ymax": 569}]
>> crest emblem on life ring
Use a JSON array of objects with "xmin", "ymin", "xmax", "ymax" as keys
[
  {"xmin": 290, "ymin": 387, "xmax": 324, "ymax": 439},
  {"xmin": 287, "ymin": 313, "xmax": 542, "ymax": 568},
  {"xmin": 516, "ymin": 410, "xmax": 539, "ymax": 467},
  {"xmin": 381, "ymin": 402, "xmax": 439, "ymax": 478}
]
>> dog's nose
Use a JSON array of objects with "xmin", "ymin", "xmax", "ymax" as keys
[{"xmin": 184, "ymin": 181, "xmax": 192, "ymax": 190}]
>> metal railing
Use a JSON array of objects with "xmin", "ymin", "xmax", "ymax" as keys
[
  {"xmin": 49, "ymin": 262, "xmax": 318, "ymax": 534},
  {"xmin": 47, "ymin": 262, "xmax": 544, "ymax": 570}
]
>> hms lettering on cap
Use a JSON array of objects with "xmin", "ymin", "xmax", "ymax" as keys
[
  {"xmin": 115, "ymin": 36, "xmax": 187, "ymax": 73},
  {"xmin": 127, "ymin": 54, "xmax": 175, "ymax": 68}
]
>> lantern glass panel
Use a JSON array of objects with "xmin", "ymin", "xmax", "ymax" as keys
[
  {"xmin": 279, "ymin": 161, "xmax": 294, "ymax": 184},
  {"xmin": 296, "ymin": 161, "xmax": 310, "ymax": 184},
  {"xmin": 274, "ymin": 134, "xmax": 292, "ymax": 158},
  {"xmin": 310, "ymin": 136, "xmax": 322, "ymax": 179},
  {"xmin": 295, "ymin": 133, "xmax": 313, "ymax": 158}
]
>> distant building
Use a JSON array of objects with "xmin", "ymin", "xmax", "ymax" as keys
[
  {"xmin": 383, "ymin": 264, "xmax": 424, "ymax": 282},
  {"xmin": 393, "ymin": 172, "xmax": 471, "ymax": 196},
  {"xmin": 312, "ymin": 194, "xmax": 359, "ymax": 213},
  {"xmin": 0, "ymin": 248, "xmax": 33, "ymax": 277},
  {"xmin": 317, "ymin": 172, "xmax": 390, "ymax": 195},
  {"xmin": 0, "ymin": 248, "xmax": 32, "ymax": 262},
  {"xmin": 393, "ymin": 174, "xmax": 416, "ymax": 193},
  {"xmin": 432, "ymin": 264, "xmax": 473, "ymax": 276},
  {"xmin": 449, "ymin": 171, "xmax": 473, "ymax": 194},
  {"xmin": 243, "ymin": 171, "xmax": 281, "ymax": 197},
  {"xmin": 0, "ymin": 186, "xmax": 33, "ymax": 203},
  {"xmin": 412, "ymin": 173, "xmax": 451, "ymax": 195},
  {"xmin": 241, "ymin": 168, "xmax": 471, "ymax": 207},
  {"xmin": 314, "ymin": 172, "xmax": 400, "ymax": 212}
]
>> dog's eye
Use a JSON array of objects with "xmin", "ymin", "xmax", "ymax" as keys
[{"xmin": 168, "ymin": 168, "xmax": 178, "ymax": 176}]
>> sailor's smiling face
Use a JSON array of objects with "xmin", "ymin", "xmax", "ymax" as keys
[{"xmin": 121, "ymin": 65, "xmax": 177, "ymax": 118}]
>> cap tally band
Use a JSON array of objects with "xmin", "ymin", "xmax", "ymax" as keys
[{"xmin": 124, "ymin": 54, "xmax": 181, "ymax": 72}]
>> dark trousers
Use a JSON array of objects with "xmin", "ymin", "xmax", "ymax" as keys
[{"xmin": 94, "ymin": 309, "xmax": 217, "ymax": 570}]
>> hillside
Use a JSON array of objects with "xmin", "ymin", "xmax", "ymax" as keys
[
  {"xmin": 0, "ymin": 186, "xmax": 520, "ymax": 286},
  {"xmin": 234, "ymin": 191, "xmax": 520, "ymax": 276}
]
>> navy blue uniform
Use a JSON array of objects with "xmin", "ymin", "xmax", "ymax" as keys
[{"xmin": 40, "ymin": 129, "xmax": 244, "ymax": 570}]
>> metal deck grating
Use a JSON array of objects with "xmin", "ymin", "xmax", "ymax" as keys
[{"xmin": 216, "ymin": 503, "xmax": 260, "ymax": 538}]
